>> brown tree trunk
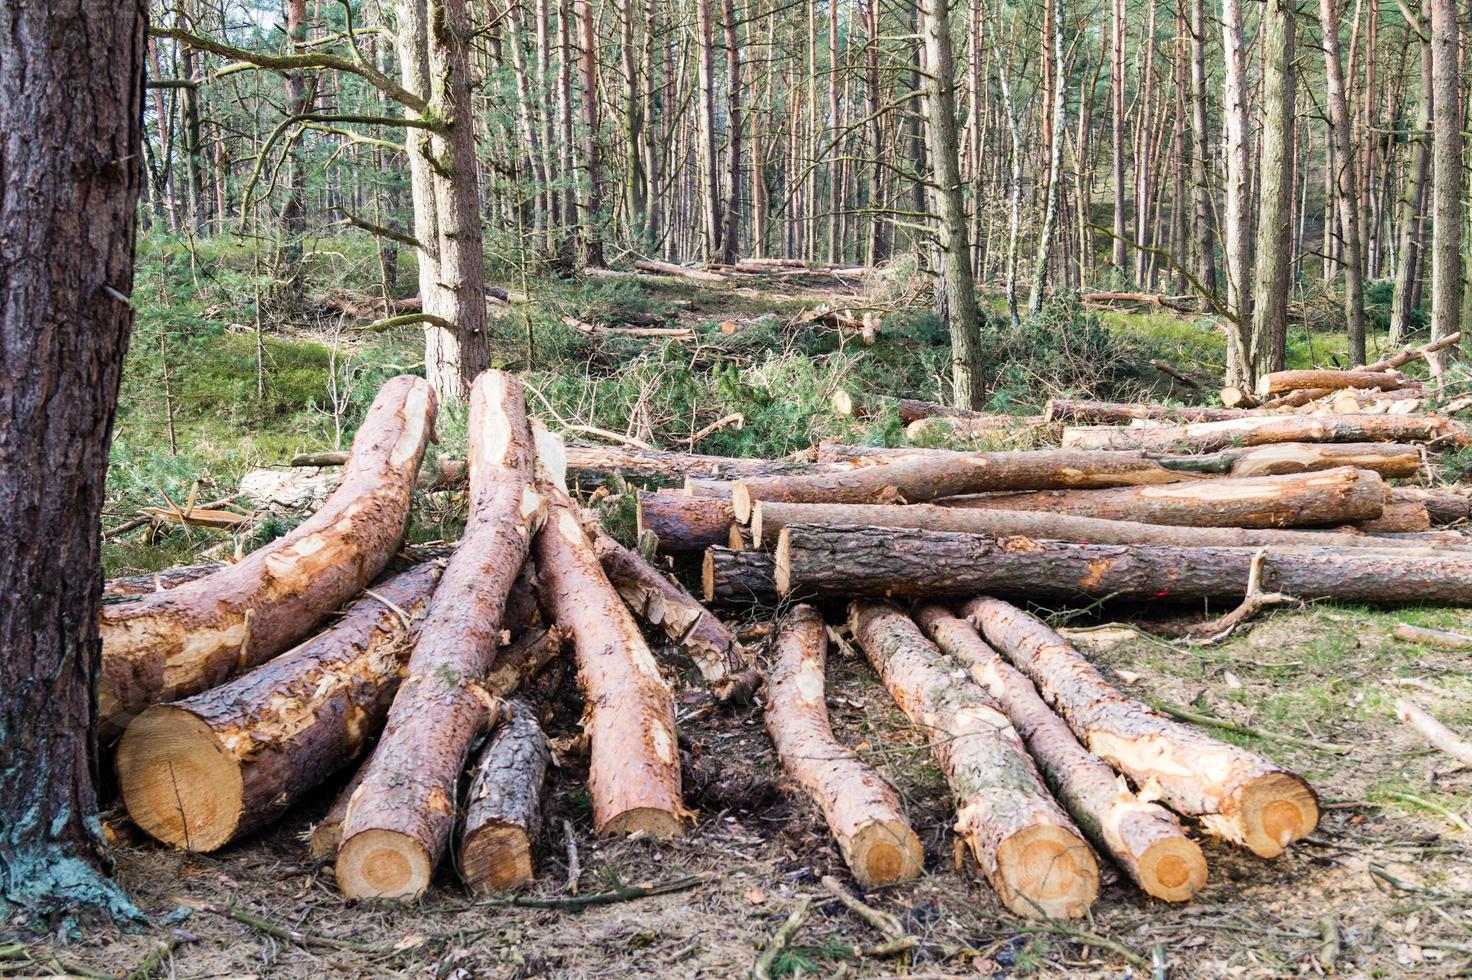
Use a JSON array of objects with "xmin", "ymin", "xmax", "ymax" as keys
[
  {"xmin": 966, "ymin": 599, "xmax": 1318, "ymax": 857},
  {"xmin": 1061, "ymin": 415, "xmax": 1468, "ymax": 453},
  {"xmin": 1428, "ymin": 0, "xmax": 1462, "ymax": 373},
  {"xmin": 459, "ymin": 700, "xmax": 551, "ymax": 893},
  {"xmin": 104, "ymin": 563, "xmax": 224, "ymax": 598},
  {"xmin": 636, "ymin": 489, "xmax": 734, "ymax": 553},
  {"xmin": 1257, "ymin": 369, "xmax": 1412, "ymax": 397},
  {"xmin": 849, "ymin": 602, "xmax": 1098, "ymax": 918},
  {"xmin": 100, "ymin": 377, "xmax": 436, "ymax": 739},
  {"xmin": 774, "ymin": 523, "xmax": 1472, "ymax": 605},
  {"xmin": 702, "ymin": 546, "xmax": 778, "ymax": 605},
  {"xmin": 1248, "ymin": 0, "xmax": 1295, "ymax": 381},
  {"xmin": 917, "ymin": 606, "xmax": 1206, "ymax": 901},
  {"xmin": 336, "ymin": 372, "xmax": 545, "ymax": 900},
  {"xmin": 1320, "ymin": 0, "xmax": 1368, "ymax": 364},
  {"xmin": 0, "ymin": 0, "xmax": 147, "ymax": 919},
  {"xmin": 575, "ymin": 0, "xmax": 605, "ymax": 267},
  {"xmin": 763, "ymin": 606, "xmax": 924, "ymax": 887}
]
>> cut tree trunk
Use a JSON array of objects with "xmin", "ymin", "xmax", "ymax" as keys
[
  {"xmin": 937, "ymin": 467, "xmax": 1385, "ymax": 529},
  {"xmin": 849, "ymin": 602, "xmax": 1098, "ymax": 918},
  {"xmin": 1061, "ymin": 415, "xmax": 1469, "ymax": 454},
  {"xmin": 1044, "ymin": 399, "xmax": 1253, "ymax": 424},
  {"xmin": 634, "ymin": 258, "xmax": 727, "ymax": 281},
  {"xmin": 1255, "ymin": 369, "xmax": 1411, "ymax": 398},
  {"xmin": 533, "ymin": 434, "xmax": 688, "ymax": 838},
  {"xmin": 915, "ymin": 605, "xmax": 1205, "ymax": 901},
  {"xmin": 337, "ymin": 372, "xmax": 545, "ymax": 901},
  {"xmin": 702, "ymin": 547, "xmax": 779, "ymax": 605},
  {"xmin": 459, "ymin": 700, "xmax": 551, "ymax": 893},
  {"xmin": 637, "ymin": 489, "xmax": 734, "ymax": 553},
  {"xmin": 1394, "ymin": 487, "xmax": 1470, "ymax": 525},
  {"xmin": 590, "ymin": 524, "xmax": 756, "ymax": 700},
  {"xmin": 1262, "ymin": 332, "xmax": 1462, "ymax": 408},
  {"xmin": 104, "ymin": 563, "xmax": 224, "ymax": 598},
  {"xmin": 1350, "ymin": 499, "xmax": 1431, "ymax": 533},
  {"xmin": 100, "ymin": 376, "xmax": 436, "ymax": 739},
  {"xmin": 964, "ymin": 598, "xmax": 1318, "ymax": 857},
  {"xmin": 116, "ymin": 563, "xmax": 443, "ymax": 852},
  {"xmin": 730, "ymin": 450, "xmax": 1196, "ymax": 522},
  {"xmin": 749, "ymin": 500, "xmax": 1455, "ymax": 552},
  {"xmin": 773, "ymin": 523, "xmax": 1472, "ymax": 605},
  {"xmin": 763, "ymin": 605, "xmax": 924, "ymax": 887}
]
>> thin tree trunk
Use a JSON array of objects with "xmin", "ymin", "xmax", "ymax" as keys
[
  {"xmin": 1250, "ymin": 0, "xmax": 1296, "ymax": 381},
  {"xmin": 1028, "ymin": 0, "xmax": 1066, "ymax": 317},
  {"xmin": 1390, "ymin": 0, "xmax": 1433, "ymax": 343},
  {"xmin": 1428, "ymin": 0, "xmax": 1462, "ymax": 373},
  {"xmin": 1321, "ymin": 0, "xmax": 1369, "ymax": 364},
  {"xmin": 1221, "ymin": 0, "xmax": 1254, "ymax": 383}
]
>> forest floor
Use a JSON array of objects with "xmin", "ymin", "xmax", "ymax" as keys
[{"xmin": 22, "ymin": 240, "xmax": 1472, "ymax": 978}]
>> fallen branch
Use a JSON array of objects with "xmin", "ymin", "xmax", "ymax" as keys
[{"xmin": 1394, "ymin": 697, "xmax": 1472, "ymax": 766}]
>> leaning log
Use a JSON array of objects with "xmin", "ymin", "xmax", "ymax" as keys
[
  {"xmin": 1062, "ymin": 415, "xmax": 1469, "ymax": 454},
  {"xmin": 748, "ymin": 500, "xmax": 1454, "ymax": 552},
  {"xmin": 965, "ymin": 598, "xmax": 1318, "ymax": 858},
  {"xmin": 937, "ymin": 467, "xmax": 1385, "ymax": 530},
  {"xmin": 702, "ymin": 547, "xmax": 779, "ymax": 605},
  {"xmin": 1255, "ymin": 369, "xmax": 1412, "ymax": 398},
  {"xmin": 459, "ymin": 700, "xmax": 552, "ymax": 893},
  {"xmin": 637, "ymin": 489, "xmax": 734, "ymax": 553},
  {"xmin": 533, "ymin": 434, "xmax": 688, "ymax": 838},
  {"xmin": 763, "ymin": 606, "xmax": 924, "ymax": 887},
  {"xmin": 1044, "ymin": 399, "xmax": 1254, "ymax": 425},
  {"xmin": 850, "ymin": 602, "xmax": 1098, "ymax": 918},
  {"xmin": 730, "ymin": 450, "xmax": 1196, "ymax": 522},
  {"xmin": 336, "ymin": 371, "xmax": 545, "ymax": 901},
  {"xmin": 772, "ymin": 523, "xmax": 1472, "ymax": 605},
  {"xmin": 590, "ymin": 525, "xmax": 756, "ymax": 700},
  {"xmin": 916, "ymin": 605, "xmax": 1206, "ymax": 902},
  {"xmin": 100, "ymin": 375, "xmax": 436, "ymax": 739}
]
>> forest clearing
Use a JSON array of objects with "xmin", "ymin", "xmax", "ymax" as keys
[{"xmin": 5, "ymin": 0, "xmax": 1472, "ymax": 977}]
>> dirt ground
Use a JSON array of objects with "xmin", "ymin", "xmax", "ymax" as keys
[{"xmin": 6, "ymin": 596, "xmax": 1470, "ymax": 979}]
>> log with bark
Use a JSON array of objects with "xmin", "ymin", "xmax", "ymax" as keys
[
  {"xmin": 730, "ymin": 450, "xmax": 1196, "ymax": 522},
  {"xmin": 1078, "ymin": 290, "xmax": 1194, "ymax": 312},
  {"xmin": 1061, "ymin": 415, "xmax": 1469, "ymax": 454},
  {"xmin": 1255, "ymin": 369, "xmax": 1413, "ymax": 398},
  {"xmin": 849, "ymin": 602, "xmax": 1098, "ymax": 918},
  {"xmin": 634, "ymin": 258, "xmax": 728, "ymax": 281},
  {"xmin": 762, "ymin": 605, "xmax": 924, "ymax": 887},
  {"xmin": 1261, "ymin": 332, "xmax": 1462, "ymax": 408},
  {"xmin": 915, "ymin": 606, "xmax": 1206, "ymax": 901},
  {"xmin": 336, "ymin": 372, "xmax": 545, "ymax": 901},
  {"xmin": 937, "ymin": 467, "xmax": 1386, "ymax": 530},
  {"xmin": 702, "ymin": 547, "xmax": 779, "ymax": 605},
  {"xmin": 458, "ymin": 700, "xmax": 551, "ymax": 893},
  {"xmin": 1044, "ymin": 399, "xmax": 1254, "ymax": 425},
  {"xmin": 1349, "ymin": 498, "xmax": 1431, "ymax": 533},
  {"xmin": 566, "ymin": 444, "xmax": 852, "ymax": 486},
  {"xmin": 748, "ymin": 500, "xmax": 1456, "ymax": 552},
  {"xmin": 1393, "ymin": 487, "xmax": 1470, "ymax": 525},
  {"xmin": 99, "ymin": 376, "xmax": 437, "ymax": 739},
  {"xmin": 533, "ymin": 431, "xmax": 688, "ymax": 838},
  {"xmin": 590, "ymin": 524, "xmax": 757, "ymax": 700},
  {"xmin": 637, "ymin": 489, "xmax": 734, "ymax": 553},
  {"xmin": 904, "ymin": 415, "xmax": 1047, "ymax": 440},
  {"xmin": 103, "ymin": 562, "xmax": 224, "ymax": 598},
  {"xmin": 772, "ymin": 523, "xmax": 1472, "ymax": 605},
  {"xmin": 964, "ymin": 598, "xmax": 1318, "ymax": 857}
]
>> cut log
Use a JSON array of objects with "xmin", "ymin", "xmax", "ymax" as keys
[
  {"xmin": 702, "ymin": 547, "xmax": 779, "ymax": 605},
  {"xmin": 1061, "ymin": 415, "xmax": 1469, "ymax": 454},
  {"xmin": 937, "ymin": 467, "xmax": 1386, "ymax": 530},
  {"xmin": 1166, "ymin": 442, "xmax": 1425, "ymax": 479},
  {"xmin": 1255, "ymin": 369, "xmax": 1412, "ymax": 398},
  {"xmin": 561, "ymin": 314, "xmax": 696, "ymax": 340},
  {"xmin": 965, "ymin": 598, "xmax": 1318, "ymax": 857},
  {"xmin": 103, "ymin": 562, "xmax": 224, "ymax": 598},
  {"xmin": 748, "ymin": 500, "xmax": 1454, "ymax": 552},
  {"xmin": 1349, "ymin": 499, "xmax": 1431, "ymax": 533},
  {"xmin": 772, "ymin": 523, "xmax": 1472, "ymax": 605},
  {"xmin": 915, "ymin": 606, "xmax": 1206, "ymax": 902},
  {"xmin": 637, "ymin": 489, "xmax": 734, "ymax": 553},
  {"xmin": 1393, "ymin": 487, "xmax": 1470, "ymax": 525},
  {"xmin": 1261, "ymin": 332, "xmax": 1462, "ymax": 408},
  {"xmin": 1219, "ymin": 385, "xmax": 1260, "ymax": 409},
  {"xmin": 336, "ymin": 371, "xmax": 546, "ymax": 901},
  {"xmin": 459, "ymin": 700, "xmax": 551, "ymax": 893},
  {"xmin": 117, "ymin": 563, "xmax": 442, "ymax": 852},
  {"xmin": 849, "ymin": 602, "xmax": 1098, "ymax": 918},
  {"xmin": 100, "ymin": 376, "xmax": 437, "ymax": 739},
  {"xmin": 905, "ymin": 415, "xmax": 1047, "ymax": 440},
  {"xmin": 762, "ymin": 605, "xmax": 924, "ymax": 887},
  {"xmin": 590, "ymin": 524, "xmax": 757, "ymax": 701},
  {"xmin": 634, "ymin": 258, "xmax": 727, "ymax": 281},
  {"xmin": 1394, "ymin": 698, "xmax": 1472, "ymax": 766},
  {"xmin": 1045, "ymin": 399, "xmax": 1254, "ymax": 425},
  {"xmin": 533, "ymin": 433, "xmax": 688, "ymax": 839},
  {"xmin": 1078, "ymin": 290, "xmax": 1194, "ymax": 312},
  {"xmin": 1392, "ymin": 623, "xmax": 1472, "ymax": 649},
  {"xmin": 730, "ymin": 450, "xmax": 1196, "ymax": 523}
]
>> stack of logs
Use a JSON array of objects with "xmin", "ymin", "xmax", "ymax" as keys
[{"xmin": 105, "ymin": 337, "xmax": 1471, "ymax": 919}]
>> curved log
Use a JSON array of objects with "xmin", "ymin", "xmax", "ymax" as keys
[
  {"xmin": 849, "ymin": 602, "xmax": 1098, "ymax": 918},
  {"xmin": 965, "ymin": 598, "xmax": 1318, "ymax": 858},
  {"xmin": 336, "ymin": 371, "xmax": 545, "ymax": 901},
  {"xmin": 459, "ymin": 700, "xmax": 551, "ymax": 893},
  {"xmin": 763, "ymin": 605, "xmax": 924, "ymax": 887},
  {"xmin": 915, "ymin": 606, "xmax": 1205, "ymax": 902},
  {"xmin": 100, "ymin": 376, "xmax": 437, "ymax": 739}
]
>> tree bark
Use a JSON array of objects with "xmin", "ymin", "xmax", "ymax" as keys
[
  {"xmin": 1044, "ymin": 399, "xmax": 1253, "ymax": 425},
  {"xmin": 1319, "ymin": 0, "xmax": 1368, "ymax": 364},
  {"xmin": 1248, "ymin": 0, "xmax": 1295, "ymax": 381},
  {"xmin": 1427, "ymin": 0, "xmax": 1462, "ymax": 373},
  {"xmin": 774, "ymin": 522, "xmax": 1472, "ymax": 606},
  {"xmin": 574, "ymin": 0, "xmax": 605, "ymax": 267},
  {"xmin": 1256, "ymin": 369, "xmax": 1412, "ymax": 397},
  {"xmin": 1188, "ymin": 0, "xmax": 1217, "ymax": 304},
  {"xmin": 336, "ymin": 372, "xmax": 545, "ymax": 901},
  {"xmin": 1390, "ymin": 0, "xmax": 1433, "ymax": 345},
  {"xmin": 636, "ymin": 489, "xmax": 734, "ymax": 553},
  {"xmin": 849, "ymin": 602, "xmax": 1098, "ymax": 919},
  {"xmin": 566, "ymin": 444, "xmax": 844, "ymax": 485},
  {"xmin": 1027, "ymin": 0, "xmax": 1066, "ymax": 317},
  {"xmin": 917, "ymin": 606, "xmax": 1205, "ymax": 901},
  {"xmin": 702, "ymin": 546, "xmax": 778, "ymax": 605},
  {"xmin": 0, "ymin": 0, "xmax": 147, "ymax": 920},
  {"xmin": 1221, "ymin": 0, "xmax": 1254, "ymax": 382},
  {"xmin": 966, "ymin": 599, "xmax": 1318, "ymax": 857},
  {"xmin": 1061, "ymin": 414, "xmax": 1468, "ymax": 453},
  {"xmin": 763, "ymin": 606, "xmax": 924, "ymax": 887},
  {"xmin": 104, "ymin": 563, "xmax": 224, "ymax": 598},
  {"xmin": 459, "ymin": 700, "xmax": 551, "ymax": 893},
  {"xmin": 100, "ymin": 377, "xmax": 436, "ymax": 739}
]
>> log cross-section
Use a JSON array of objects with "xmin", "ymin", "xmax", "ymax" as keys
[
  {"xmin": 763, "ymin": 605, "xmax": 924, "ymax": 887},
  {"xmin": 965, "ymin": 598, "xmax": 1318, "ymax": 857},
  {"xmin": 99, "ymin": 375, "xmax": 437, "ymax": 739},
  {"xmin": 850, "ymin": 602, "xmax": 1098, "ymax": 918},
  {"xmin": 336, "ymin": 371, "xmax": 546, "ymax": 901}
]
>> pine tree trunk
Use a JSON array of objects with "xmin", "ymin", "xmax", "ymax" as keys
[
  {"xmin": 1428, "ymin": 0, "xmax": 1462, "ymax": 373},
  {"xmin": 1221, "ymin": 0, "xmax": 1254, "ymax": 382},
  {"xmin": 1249, "ymin": 0, "xmax": 1295, "ymax": 381},
  {"xmin": 459, "ymin": 701, "xmax": 551, "ymax": 893},
  {"xmin": 1390, "ymin": 0, "xmax": 1432, "ymax": 345},
  {"xmin": 1320, "ymin": 0, "xmax": 1368, "ymax": 364}
]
